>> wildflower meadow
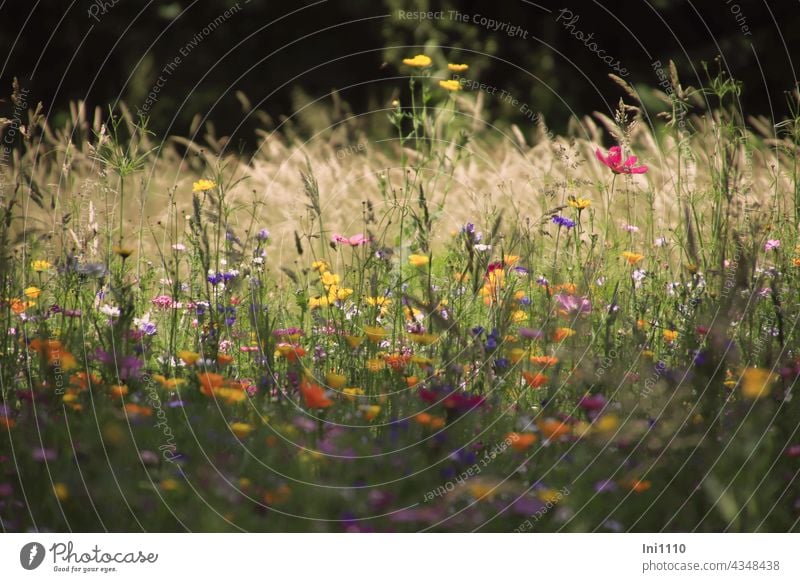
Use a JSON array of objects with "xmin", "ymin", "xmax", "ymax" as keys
[{"xmin": 2, "ymin": 25, "xmax": 800, "ymax": 537}]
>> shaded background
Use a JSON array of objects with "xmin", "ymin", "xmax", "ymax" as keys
[{"xmin": 0, "ymin": 0, "xmax": 797, "ymax": 144}]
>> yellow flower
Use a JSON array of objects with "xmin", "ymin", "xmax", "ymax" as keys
[
  {"xmin": 511, "ymin": 309, "xmax": 527, "ymax": 323},
  {"xmin": 663, "ymin": 330, "xmax": 678, "ymax": 343},
  {"xmin": 447, "ymin": 63, "xmax": 468, "ymax": 72},
  {"xmin": 160, "ymin": 479, "xmax": 181, "ymax": 491},
  {"xmin": 23, "ymin": 286, "xmax": 41, "ymax": 299},
  {"xmin": 321, "ymin": 271, "xmax": 340, "ymax": 287},
  {"xmin": 402, "ymin": 54, "xmax": 432, "ymax": 68},
  {"xmin": 508, "ymin": 348, "xmax": 526, "ymax": 364},
  {"xmin": 230, "ymin": 422, "xmax": 254, "ymax": 439},
  {"xmin": 568, "ymin": 196, "xmax": 591, "ymax": 210},
  {"xmin": 309, "ymin": 295, "xmax": 332, "ymax": 309},
  {"xmin": 408, "ymin": 254, "xmax": 430, "ymax": 267},
  {"xmin": 178, "ymin": 350, "xmax": 201, "ymax": 365},
  {"xmin": 592, "ymin": 414, "xmax": 620, "ymax": 435},
  {"xmin": 153, "ymin": 375, "xmax": 186, "ymax": 390},
  {"xmin": 192, "ymin": 179, "xmax": 216, "ymax": 192},
  {"xmin": 329, "ymin": 286, "xmax": 353, "ymax": 301},
  {"xmin": 342, "ymin": 387, "xmax": 365, "ymax": 401},
  {"xmin": 53, "ymin": 482, "xmax": 69, "ymax": 502},
  {"xmin": 344, "ymin": 335, "xmax": 365, "ymax": 349},
  {"xmin": 364, "ymin": 326, "xmax": 388, "ymax": 343},
  {"xmin": 622, "ymin": 251, "xmax": 644, "ymax": 265},
  {"xmin": 311, "ymin": 260, "xmax": 329, "ymax": 273},
  {"xmin": 325, "ymin": 372, "xmax": 347, "ymax": 390},
  {"xmin": 360, "ymin": 405, "xmax": 381, "ymax": 421},
  {"xmin": 366, "ymin": 296, "xmax": 392, "ymax": 308},
  {"xmin": 439, "ymin": 80, "xmax": 461, "ymax": 92},
  {"xmin": 741, "ymin": 368, "xmax": 776, "ymax": 400},
  {"xmin": 31, "ymin": 260, "xmax": 52, "ymax": 272},
  {"xmin": 113, "ymin": 246, "xmax": 134, "ymax": 259},
  {"xmin": 408, "ymin": 333, "xmax": 439, "ymax": 346}
]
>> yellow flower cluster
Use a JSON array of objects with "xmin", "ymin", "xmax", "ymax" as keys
[{"xmin": 309, "ymin": 261, "xmax": 352, "ymax": 309}]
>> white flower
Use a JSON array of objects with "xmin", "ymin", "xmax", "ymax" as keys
[
  {"xmin": 100, "ymin": 304, "xmax": 120, "ymax": 317},
  {"xmin": 474, "ymin": 244, "xmax": 492, "ymax": 252}
]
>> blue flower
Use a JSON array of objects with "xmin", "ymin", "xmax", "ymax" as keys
[{"xmin": 552, "ymin": 215, "xmax": 576, "ymax": 229}]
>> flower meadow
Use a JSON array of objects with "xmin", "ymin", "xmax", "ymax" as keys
[{"xmin": 2, "ymin": 59, "xmax": 800, "ymax": 533}]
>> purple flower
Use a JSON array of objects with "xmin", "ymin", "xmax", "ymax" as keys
[
  {"xmin": 552, "ymin": 215, "xmax": 575, "ymax": 229},
  {"xmin": 594, "ymin": 479, "xmax": 618, "ymax": 493},
  {"xmin": 764, "ymin": 239, "xmax": 780, "ymax": 251},
  {"xmin": 578, "ymin": 393, "xmax": 607, "ymax": 412},
  {"xmin": 256, "ymin": 228, "xmax": 270, "ymax": 241}
]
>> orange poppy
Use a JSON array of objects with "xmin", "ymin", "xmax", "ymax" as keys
[
  {"xmin": 537, "ymin": 418, "xmax": 571, "ymax": 440},
  {"xmin": 522, "ymin": 371, "xmax": 549, "ymax": 388},
  {"xmin": 300, "ymin": 380, "xmax": 333, "ymax": 409}
]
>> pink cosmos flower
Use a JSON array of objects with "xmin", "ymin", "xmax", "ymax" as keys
[
  {"xmin": 596, "ymin": 146, "xmax": 648, "ymax": 174},
  {"xmin": 554, "ymin": 292, "xmax": 592, "ymax": 315},
  {"xmin": 764, "ymin": 239, "xmax": 780, "ymax": 251},
  {"xmin": 331, "ymin": 233, "xmax": 370, "ymax": 246}
]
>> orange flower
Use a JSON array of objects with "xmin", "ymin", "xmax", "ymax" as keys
[
  {"xmin": 0, "ymin": 417, "xmax": 16, "ymax": 429},
  {"xmin": 429, "ymin": 416, "xmax": 446, "ymax": 429},
  {"xmin": 522, "ymin": 371, "xmax": 548, "ymax": 389},
  {"xmin": 217, "ymin": 354, "xmax": 234, "ymax": 366},
  {"xmin": 530, "ymin": 355, "xmax": 558, "ymax": 367},
  {"xmin": 110, "ymin": 385, "xmax": 129, "ymax": 399},
  {"xmin": 415, "ymin": 412, "xmax": 433, "ymax": 425},
  {"xmin": 507, "ymin": 432, "xmax": 538, "ymax": 452},
  {"xmin": 626, "ymin": 479, "xmax": 652, "ymax": 493},
  {"xmin": 406, "ymin": 375, "xmax": 419, "ymax": 388},
  {"xmin": 197, "ymin": 372, "xmax": 225, "ymax": 396},
  {"xmin": 263, "ymin": 484, "xmax": 292, "ymax": 506},
  {"xmin": 622, "ymin": 251, "xmax": 644, "ymax": 265},
  {"xmin": 70, "ymin": 372, "xmax": 101, "ymax": 391},
  {"xmin": 553, "ymin": 327, "xmax": 575, "ymax": 342},
  {"xmin": 537, "ymin": 418, "xmax": 571, "ymax": 440},
  {"xmin": 384, "ymin": 353, "xmax": 411, "ymax": 371},
  {"xmin": 300, "ymin": 380, "xmax": 333, "ymax": 409},
  {"xmin": 124, "ymin": 403, "xmax": 153, "ymax": 418},
  {"xmin": 275, "ymin": 343, "xmax": 306, "ymax": 362}
]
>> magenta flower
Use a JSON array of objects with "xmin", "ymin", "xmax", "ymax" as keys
[
  {"xmin": 596, "ymin": 146, "xmax": 648, "ymax": 174},
  {"xmin": 331, "ymin": 233, "xmax": 370, "ymax": 246},
  {"xmin": 764, "ymin": 239, "xmax": 780, "ymax": 251}
]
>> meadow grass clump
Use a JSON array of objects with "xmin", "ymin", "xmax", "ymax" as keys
[{"xmin": 0, "ymin": 61, "xmax": 799, "ymax": 532}]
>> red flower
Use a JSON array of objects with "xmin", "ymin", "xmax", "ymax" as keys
[
  {"xmin": 300, "ymin": 380, "xmax": 333, "ymax": 409},
  {"xmin": 596, "ymin": 146, "xmax": 648, "ymax": 174}
]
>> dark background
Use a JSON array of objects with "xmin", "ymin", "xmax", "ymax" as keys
[{"xmin": 0, "ymin": 0, "xmax": 797, "ymax": 144}]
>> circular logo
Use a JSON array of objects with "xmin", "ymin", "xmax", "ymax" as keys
[{"xmin": 19, "ymin": 542, "xmax": 46, "ymax": 570}]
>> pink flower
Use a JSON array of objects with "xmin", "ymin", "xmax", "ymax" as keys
[
  {"xmin": 331, "ymin": 233, "xmax": 370, "ymax": 246},
  {"xmin": 596, "ymin": 146, "xmax": 648, "ymax": 174},
  {"xmin": 554, "ymin": 292, "xmax": 592, "ymax": 315},
  {"xmin": 764, "ymin": 239, "xmax": 780, "ymax": 251}
]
